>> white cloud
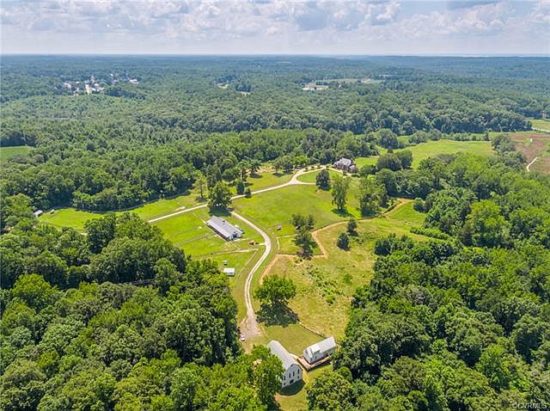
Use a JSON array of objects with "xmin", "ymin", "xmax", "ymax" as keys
[{"xmin": 0, "ymin": 0, "xmax": 547, "ymax": 54}]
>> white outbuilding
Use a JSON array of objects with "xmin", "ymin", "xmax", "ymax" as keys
[
  {"xmin": 303, "ymin": 336, "xmax": 336, "ymax": 364},
  {"xmin": 267, "ymin": 340, "xmax": 302, "ymax": 388}
]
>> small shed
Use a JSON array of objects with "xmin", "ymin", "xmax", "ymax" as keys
[
  {"xmin": 223, "ymin": 267, "xmax": 236, "ymax": 276},
  {"xmin": 33, "ymin": 210, "xmax": 44, "ymax": 218},
  {"xmin": 303, "ymin": 336, "xmax": 336, "ymax": 364}
]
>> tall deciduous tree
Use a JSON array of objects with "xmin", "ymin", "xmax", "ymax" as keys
[
  {"xmin": 208, "ymin": 182, "xmax": 232, "ymax": 211},
  {"xmin": 255, "ymin": 275, "xmax": 296, "ymax": 307},
  {"xmin": 331, "ymin": 175, "xmax": 350, "ymax": 211}
]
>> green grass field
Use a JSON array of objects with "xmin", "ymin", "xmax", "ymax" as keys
[
  {"xmin": 38, "ymin": 169, "xmax": 293, "ymax": 230},
  {"xmin": 356, "ymin": 139, "xmax": 493, "ymax": 169},
  {"xmin": 1, "ymin": 146, "xmax": 33, "ymax": 162},
  {"xmin": 233, "ymin": 184, "xmax": 361, "ymax": 238},
  {"xmin": 531, "ymin": 118, "xmax": 550, "ymax": 132},
  {"xmin": 261, "ymin": 201, "xmax": 426, "ymax": 340},
  {"xmin": 296, "ymin": 168, "xmax": 341, "ymax": 183},
  {"xmin": 39, "ymin": 208, "xmax": 104, "ymax": 231}
]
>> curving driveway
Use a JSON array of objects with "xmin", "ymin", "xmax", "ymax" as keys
[{"xmin": 146, "ymin": 167, "xmax": 319, "ymax": 338}]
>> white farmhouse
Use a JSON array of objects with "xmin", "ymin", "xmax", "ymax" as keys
[
  {"xmin": 303, "ymin": 336, "xmax": 336, "ymax": 364},
  {"xmin": 267, "ymin": 340, "xmax": 302, "ymax": 388}
]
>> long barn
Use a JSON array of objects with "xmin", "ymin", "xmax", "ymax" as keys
[{"xmin": 206, "ymin": 216, "xmax": 243, "ymax": 241}]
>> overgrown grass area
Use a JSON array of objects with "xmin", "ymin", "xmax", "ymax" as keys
[
  {"xmin": 0, "ymin": 145, "xmax": 33, "ymax": 162},
  {"xmin": 261, "ymin": 202, "xmax": 426, "ymax": 340},
  {"xmin": 356, "ymin": 139, "xmax": 493, "ymax": 169}
]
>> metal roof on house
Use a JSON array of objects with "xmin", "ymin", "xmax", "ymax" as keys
[
  {"xmin": 267, "ymin": 340, "xmax": 298, "ymax": 371},
  {"xmin": 206, "ymin": 216, "xmax": 243, "ymax": 239},
  {"xmin": 305, "ymin": 336, "xmax": 336, "ymax": 356}
]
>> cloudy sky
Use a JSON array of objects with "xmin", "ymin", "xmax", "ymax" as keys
[{"xmin": 1, "ymin": 0, "xmax": 549, "ymax": 55}]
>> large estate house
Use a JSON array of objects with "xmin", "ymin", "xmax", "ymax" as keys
[
  {"xmin": 333, "ymin": 157, "xmax": 357, "ymax": 173},
  {"xmin": 267, "ymin": 340, "xmax": 303, "ymax": 388},
  {"xmin": 206, "ymin": 216, "xmax": 243, "ymax": 241}
]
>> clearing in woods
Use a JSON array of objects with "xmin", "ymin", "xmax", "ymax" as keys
[
  {"xmin": 0, "ymin": 145, "xmax": 33, "ymax": 162},
  {"xmin": 509, "ymin": 131, "xmax": 550, "ymax": 174},
  {"xmin": 356, "ymin": 139, "xmax": 493, "ymax": 169}
]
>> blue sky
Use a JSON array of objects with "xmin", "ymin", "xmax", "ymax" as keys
[{"xmin": 1, "ymin": 0, "xmax": 549, "ymax": 55}]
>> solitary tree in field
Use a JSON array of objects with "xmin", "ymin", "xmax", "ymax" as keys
[
  {"xmin": 331, "ymin": 175, "xmax": 350, "ymax": 211},
  {"xmin": 255, "ymin": 275, "xmax": 296, "ymax": 307},
  {"xmin": 316, "ymin": 169, "xmax": 331, "ymax": 190},
  {"xmin": 347, "ymin": 219, "xmax": 357, "ymax": 236},
  {"xmin": 337, "ymin": 232, "xmax": 350, "ymax": 250},
  {"xmin": 294, "ymin": 226, "xmax": 315, "ymax": 258},
  {"xmin": 208, "ymin": 182, "xmax": 232, "ymax": 210}
]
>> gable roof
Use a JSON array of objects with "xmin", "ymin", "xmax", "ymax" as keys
[
  {"xmin": 207, "ymin": 216, "xmax": 243, "ymax": 238},
  {"xmin": 267, "ymin": 340, "xmax": 298, "ymax": 371},
  {"xmin": 305, "ymin": 336, "xmax": 336, "ymax": 356}
]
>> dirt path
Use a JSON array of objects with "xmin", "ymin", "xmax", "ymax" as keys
[
  {"xmin": 147, "ymin": 168, "xmax": 316, "ymax": 223},
  {"xmin": 232, "ymin": 212, "xmax": 271, "ymax": 340},
  {"xmin": 526, "ymin": 157, "xmax": 539, "ymax": 172}
]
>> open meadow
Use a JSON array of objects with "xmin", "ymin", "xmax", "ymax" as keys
[
  {"xmin": 356, "ymin": 139, "xmax": 493, "ymax": 169},
  {"xmin": 0, "ymin": 145, "xmax": 33, "ymax": 162}
]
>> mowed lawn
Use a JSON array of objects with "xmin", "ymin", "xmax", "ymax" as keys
[
  {"xmin": 262, "ymin": 201, "xmax": 426, "ymax": 340},
  {"xmin": 233, "ymin": 184, "xmax": 361, "ymax": 238},
  {"xmin": 1, "ymin": 146, "xmax": 33, "ymax": 162},
  {"xmin": 356, "ymin": 139, "xmax": 493, "ymax": 169},
  {"xmin": 40, "ymin": 208, "xmax": 104, "ymax": 231},
  {"xmin": 38, "ymin": 168, "xmax": 292, "ymax": 230},
  {"xmin": 295, "ymin": 168, "xmax": 341, "ymax": 184}
]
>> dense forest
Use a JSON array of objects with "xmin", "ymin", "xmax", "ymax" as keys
[
  {"xmin": 1, "ymin": 56, "xmax": 550, "ymax": 410},
  {"xmin": 1, "ymin": 56, "xmax": 548, "ymax": 211}
]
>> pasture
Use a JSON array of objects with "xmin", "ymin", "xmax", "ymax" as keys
[
  {"xmin": 40, "ymin": 208, "xmax": 103, "ymax": 231},
  {"xmin": 356, "ymin": 139, "xmax": 494, "ymax": 169},
  {"xmin": 233, "ymin": 184, "xmax": 362, "ymax": 238},
  {"xmin": 259, "ymin": 202, "xmax": 426, "ymax": 340}
]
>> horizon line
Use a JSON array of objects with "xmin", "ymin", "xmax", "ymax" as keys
[{"xmin": 1, "ymin": 52, "xmax": 549, "ymax": 58}]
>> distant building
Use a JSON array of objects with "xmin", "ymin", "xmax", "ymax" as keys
[
  {"xmin": 223, "ymin": 267, "xmax": 236, "ymax": 276},
  {"xmin": 303, "ymin": 337, "xmax": 336, "ymax": 364},
  {"xmin": 206, "ymin": 216, "xmax": 243, "ymax": 241},
  {"xmin": 33, "ymin": 210, "xmax": 44, "ymax": 218},
  {"xmin": 267, "ymin": 340, "xmax": 302, "ymax": 388},
  {"xmin": 333, "ymin": 158, "xmax": 357, "ymax": 173}
]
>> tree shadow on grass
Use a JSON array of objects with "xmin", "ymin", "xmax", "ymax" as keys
[
  {"xmin": 257, "ymin": 303, "xmax": 299, "ymax": 327},
  {"xmin": 280, "ymin": 379, "xmax": 305, "ymax": 396},
  {"xmin": 331, "ymin": 207, "xmax": 354, "ymax": 218},
  {"xmin": 210, "ymin": 208, "xmax": 232, "ymax": 218}
]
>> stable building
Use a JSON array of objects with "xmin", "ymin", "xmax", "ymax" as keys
[
  {"xmin": 206, "ymin": 216, "xmax": 243, "ymax": 241},
  {"xmin": 303, "ymin": 336, "xmax": 336, "ymax": 364},
  {"xmin": 267, "ymin": 340, "xmax": 302, "ymax": 388}
]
